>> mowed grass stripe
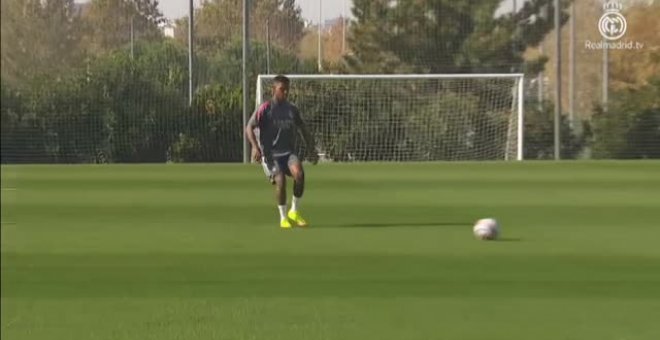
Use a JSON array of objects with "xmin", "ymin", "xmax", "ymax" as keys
[{"xmin": 2, "ymin": 161, "xmax": 660, "ymax": 340}]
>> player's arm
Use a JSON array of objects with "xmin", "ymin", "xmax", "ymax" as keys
[
  {"xmin": 245, "ymin": 109, "xmax": 263, "ymax": 163},
  {"xmin": 293, "ymin": 107, "xmax": 318, "ymax": 164}
]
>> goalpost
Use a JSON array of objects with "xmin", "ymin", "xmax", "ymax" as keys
[{"xmin": 253, "ymin": 73, "xmax": 524, "ymax": 162}]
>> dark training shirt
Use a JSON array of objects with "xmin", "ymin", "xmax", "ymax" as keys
[{"xmin": 248, "ymin": 99, "xmax": 304, "ymax": 158}]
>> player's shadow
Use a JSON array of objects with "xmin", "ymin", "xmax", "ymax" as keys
[
  {"xmin": 320, "ymin": 221, "xmax": 471, "ymax": 228},
  {"xmin": 316, "ymin": 222, "xmax": 523, "ymax": 241}
]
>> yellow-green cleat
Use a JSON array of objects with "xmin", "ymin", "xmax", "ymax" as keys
[
  {"xmin": 280, "ymin": 218, "xmax": 293, "ymax": 229},
  {"xmin": 287, "ymin": 210, "xmax": 308, "ymax": 227}
]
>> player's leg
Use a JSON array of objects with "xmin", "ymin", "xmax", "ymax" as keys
[
  {"xmin": 272, "ymin": 156, "xmax": 292, "ymax": 229},
  {"xmin": 286, "ymin": 154, "xmax": 308, "ymax": 227},
  {"xmin": 290, "ymin": 157, "xmax": 304, "ymax": 203}
]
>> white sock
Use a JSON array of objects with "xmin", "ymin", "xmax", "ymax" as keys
[
  {"xmin": 291, "ymin": 196, "xmax": 301, "ymax": 212},
  {"xmin": 278, "ymin": 205, "xmax": 287, "ymax": 221}
]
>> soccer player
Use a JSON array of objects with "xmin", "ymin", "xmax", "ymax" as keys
[{"xmin": 245, "ymin": 75, "xmax": 318, "ymax": 229}]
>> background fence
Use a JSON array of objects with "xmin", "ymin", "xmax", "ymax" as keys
[{"xmin": 1, "ymin": 0, "xmax": 658, "ymax": 163}]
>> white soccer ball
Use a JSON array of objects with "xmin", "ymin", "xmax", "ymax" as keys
[{"xmin": 473, "ymin": 218, "xmax": 499, "ymax": 240}]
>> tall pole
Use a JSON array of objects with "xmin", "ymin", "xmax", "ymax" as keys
[
  {"xmin": 342, "ymin": 0, "xmax": 346, "ymax": 54},
  {"xmin": 243, "ymin": 0, "xmax": 250, "ymax": 163},
  {"xmin": 130, "ymin": 17, "xmax": 134, "ymax": 60},
  {"xmin": 266, "ymin": 18, "xmax": 271, "ymax": 74},
  {"xmin": 538, "ymin": 3, "xmax": 548, "ymax": 111},
  {"xmin": 603, "ymin": 44, "xmax": 609, "ymax": 112},
  {"xmin": 188, "ymin": 0, "xmax": 194, "ymax": 106},
  {"xmin": 512, "ymin": 0, "xmax": 517, "ymax": 72},
  {"xmin": 513, "ymin": 0, "xmax": 517, "ymax": 17},
  {"xmin": 569, "ymin": 2, "xmax": 576, "ymax": 131},
  {"xmin": 554, "ymin": 0, "xmax": 561, "ymax": 160},
  {"xmin": 318, "ymin": 0, "xmax": 323, "ymax": 72},
  {"xmin": 601, "ymin": 0, "xmax": 608, "ymax": 111},
  {"xmin": 538, "ymin": 43, "xmax": 544, "ymax": 111}
]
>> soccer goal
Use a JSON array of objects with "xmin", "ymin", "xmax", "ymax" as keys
[{"xmin": 254, "ymin": 73, "xmax": 524, "ymax": 162}]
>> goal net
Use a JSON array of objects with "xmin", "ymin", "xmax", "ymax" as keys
[{"xmin": 255, "ymin": 74, "xmax": 524, "ymax": 162}]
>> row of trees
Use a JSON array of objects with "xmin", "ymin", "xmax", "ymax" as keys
[
  {"xmin": 1, "ymin": 0, "xmax": 163, "ymax": 88},
  {"xmin": 1, "ymin": 0, "xmax": 658, "ymax": 163},
  {"xmin": 12, "ymin": 0, "xmax": 557, "ymax": 76},
  {"xmin": 0, "ymin": 38, "xmax": 316, "ymax": 163}
]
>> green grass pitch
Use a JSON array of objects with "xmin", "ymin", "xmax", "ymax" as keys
[{"xmin": 2, "ymin": 161, "xmax": 660, "ymax": 340}]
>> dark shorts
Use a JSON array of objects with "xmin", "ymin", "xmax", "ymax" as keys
[{"xmin": 261, "ymin": 153, "xmax": 300, "ymax": 179}]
